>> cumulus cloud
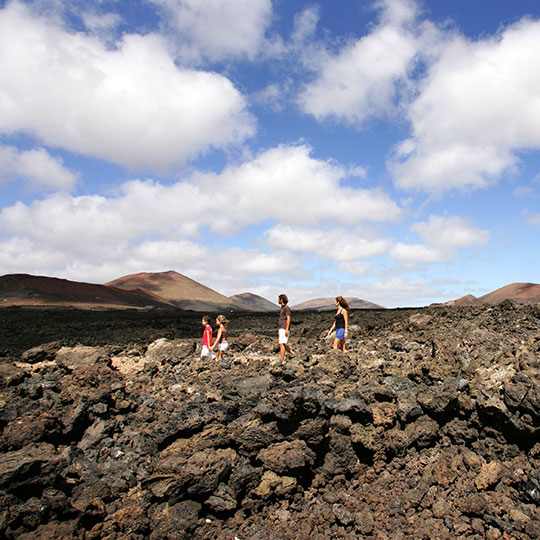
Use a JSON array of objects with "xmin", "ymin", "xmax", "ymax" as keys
[
  {"xmin": 0, "ymin": 144, "xmax": 399, "ymax": 278},
  {"xmin": 213, "ymin": 248, "xmax": 302, "ymax": 276},
  {"xmin": 349, "ymin": 277, "xmax": 454, "ymax": 308},
  {"xmin": 338, "ymin": 261, "xmax": 373, "ymax": 277},
  {"xmin": 195, "ymin": 145, "xmax": 401, "ymax": 232},
  {"xmin": 265, "ymin": 225, "xmax": 390, "ymax": 262},
  {"xmin": 252, "ymin": 83, "xmax": 291, "ymax": 112},
  {"xmin": 0, "ymin": 145, "xmax": 78, "ymax": 190},
  {"xmin": 150, "ymin": 0, "xmax": 273, "ymax": 62},
  {"xmin": 0, "ymin": 237, "xmax": 68, "ymax": 275},
  {"xmin": 0, "ymin": 1, "xmax": 254, "ymax": 171},
  {"xmin": 411, "ymin": 215, "xmax": 489, "ymax": 249},
  {"xmin": 1, "ymin": 145, "xmax": 400, "ymax": 241},
  {"xmin": 391, "ymin": 17, "xmax": 540, "ymax": 192},
  {"xmin": 298, "ymin": 0, "xmax": 422, "ymax": 125},
  {"xmin": 390, "ymin": 215, "xmax": 489, "ymax": 265}
]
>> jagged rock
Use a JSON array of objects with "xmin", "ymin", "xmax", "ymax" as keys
[
  {"xmin": 460, "ymin": 492, "xmax": 489, "ymax": 515},
  {"xmin": 256, "ymin": 440, "xmax": 316, "ymax": 474},
  {"xmin": 251, "ymin": 470, "xmax": 297, "ymax": 499},
  {"xmin": 321, "ymin": 430, "xmax": 360, "ymax": 477},
  {"xmin": 233, "ymin": 417, "xmax": 284, "ymax": 455},
  {"xmin": 148, "ymin": 500, "xmax": 201, "ymax": 539},
  {"xmin": 405, "ymin": 415, "xmax": 440, "ymax": 448},
  {"xmin": 292, "ymin": 417, "xmax": 328, "ymax": 447},
  {"xmin": 366, "ymin": 401, "xmax": 397, "ymax": 426},
  {"xmin": 55, "ymin": 345, "xmax": 109, "ymax": 370},
  {"xmin": 0, "ymin": 363, "xmax": 27, "ymax": 387},
  {"xmin": 205, "ymin": 483, "xmax": 237, "ymax": 512},
  {"xmin": 149, "ymin": 447, "xmax": 233, "ymax": 499},
  {"xmin": 0, "ymin": 443, "xmax": 67, "ymax": 491},
  {"xmin": 475, "ymin": 461, "xmax": 505, "ymax": 490},
  {"xmin": 1, "ymin": 303, "xmax": 540, "ymax": 539},
  {"xmin": 144, "ymin": 338, "xmax": 195, "ymax": 366},
  {"xmin": 323, "ymin": 397, "xmax": 368, "ymax": 419},
  {"xmin": 20, "ymin": 342, "xmax": 61, "ymax": 364}
]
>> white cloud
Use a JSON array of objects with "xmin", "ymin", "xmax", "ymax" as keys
[
  {"xmin": 0, "ymin": 1, "xmax": 254, "ymax": 171},
  {"xmin": 82, "ymin": 11, "xmax": 122, "ymax": 36},
  {"xmin": 0, "ymin": 144, "xmax": 399, "ymax": 278},
  {"xmin": 298, "ymin": 0, "xmax": 421, "ymax": 125},
  {"xmin": 252, "ymin": 83, "xmax": 290, "ymax": 112},
  {"xmin": 0, "ymin": 233, "xmax": 301, "ymax": 288},
  {"xmin": 150, "ymin": 0, "xmax": 272, "ymax": 62},
  {"xmin": 338, "ymin": 261, "xmax": 373, "ymax": 277},
  {"xmin": 527, "ymin": 213, "xmax": 540, "ymax": 226},
  {"xmin": 412, "ymin": 215, "xmax": 489, "ymax": 249},
  {"xmin": 0, "ymin": 145, "xmax": 78, "ymax": 190},
  {"xmin": 391, "ymin": 17, "xmax": 540, "ymax": 192},
  {"xmin": 196, "ymin": 145, "xmax": 401, "ymax": 232},
  {"xmin": 214, "ymin": 248, "xmax": 302, "ymax": 276},
  {"xmin": 390, "ymin": 215, "xmax": 489, "ymax": 265},
  {"xmin": 0, "ymin": 144, "xmax": 400, "ymax": 237},
  {"xmin": 349, "ymin": 277, "xmax": 452, "ymax": 308},
  {"xmin": 292, "ymin": 5, "xmax": 319, "ymax": 45},
  {"xmin": 0, "ymin": 237, "xmax": 68, "ymax": 275},
  {"xmin": 265, "ymin": 225, "xmax": 390, "ymax": 261},
  {"xmin": 513, "ymin": 186, "xmax": 534, "ymax": 197},
  {"xmin": 390, "ymin": 242, "xmax": 445, "ymax": 265}
]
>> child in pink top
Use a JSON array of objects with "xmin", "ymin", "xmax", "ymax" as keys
[{"xmin": 201, "ymin": 316, "xmax": 216, "ymax": 360}]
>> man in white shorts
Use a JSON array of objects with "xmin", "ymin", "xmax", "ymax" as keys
[{"xmin": 278, "ymin": 294, "xmax": 294, "ymax": 361}]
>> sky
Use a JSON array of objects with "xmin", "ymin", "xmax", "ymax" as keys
[{"xmin": 0, "ymin": 0, "xmax": 539, "ymax": 308}]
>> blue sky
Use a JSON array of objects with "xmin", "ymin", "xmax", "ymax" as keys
[{"xmin": 0, "ymin": 0, "xmax": 539, "ymax": 307}]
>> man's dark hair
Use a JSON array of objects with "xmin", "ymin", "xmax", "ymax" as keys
[{"xmin": 278, "ymin": 294, "xmax": 288, "ymax": 304}]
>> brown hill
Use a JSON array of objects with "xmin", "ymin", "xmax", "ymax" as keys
[
  {"xmin": 444, "ymin": 283, "xmax": 540, "ymax": 306},
  {"xmin": 0, "ymin": 274, "xmax": 170, "ymax": 309},
  {"xmin": 106, "ymin": 270, "xmax": 252, "ymax": 312},
  {"xmin": 477, "ymin": 282, "xmax": 540, "ymax": 304},
  {"xmin": 447, "ymin": 293, "xmax": 478, "ymax": 306},
  {"xmin": 229, "ymin": 293, "xmax": 278, "ymax": 312},
  {"xmin": 292, "ymin": 296, "xmax": 385, "ymax": 311}
]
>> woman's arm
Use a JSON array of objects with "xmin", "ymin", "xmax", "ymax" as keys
[
  {"xmin": 327, "ymin": 321, "xmax": 336, "ymax": 337},
  {"xmin": 343, "ymin": 309, "xmax": 348, "ymax": 336}
]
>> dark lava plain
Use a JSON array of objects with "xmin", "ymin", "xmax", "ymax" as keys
[{"xmin": 1, "ymin": 302, "xmax": 540, "ymax": 539}]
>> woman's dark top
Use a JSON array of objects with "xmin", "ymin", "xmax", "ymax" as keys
[{"xmin": 335, "ymin": 311, "xmax": 345, "ymax": 329}]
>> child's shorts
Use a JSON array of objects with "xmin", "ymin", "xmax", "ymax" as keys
[
  {"xmin": 218, "ymin": 341, "xmax": 228, "ymax": 351},
  {"xmin": 201, "ymin": 345, "xmax": 216, "ymax": 359}
]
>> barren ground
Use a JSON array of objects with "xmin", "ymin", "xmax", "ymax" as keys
[{"xmin": 1, "ymin": 302, "xmax": 539, "ymax": 539}]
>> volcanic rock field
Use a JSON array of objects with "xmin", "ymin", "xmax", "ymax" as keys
[{"xmin": 1, "ymin": 302, "xmax": 540, "ymax": 539}]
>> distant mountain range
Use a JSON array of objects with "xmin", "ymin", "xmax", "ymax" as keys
[
  {"xmin": 1, "ymin": 272, "xmax": 538, "ymax": 311},
  {"xmin": 0, "ymin": 271, "xmax": 278, "ymax": 312},
  {"xmin": 0, "ymin": 273, "xmax": 170, "ymax": 309},
  {"xmin": 230, "ymin": 292, "xmax": 279, "ymax": 312},
  {"xmin": 446, "ymin": 283, "xmax": 540, "ymax": 306},
  {"xmin": 292, "ymin": 297, "xmax": 385, "ymax": 311},
  {"xmin": 106, "ymin": 271, "xmax": 250, "ymax": 312}
]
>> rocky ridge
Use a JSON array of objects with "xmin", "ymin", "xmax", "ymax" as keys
[{"xmin": 1, "ymin": 301, "xmax": 540, "ymax": 539}]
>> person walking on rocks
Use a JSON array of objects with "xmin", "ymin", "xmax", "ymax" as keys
[
  {"xmin": 278, "ymin": 294, "xmax": 294, "ymax": 361},
  {"xmin": 201, "ymin": 316, "xmax": 216, "ymax": 360},
  {"xmin": 326, "ymin": 296, "xmax": 350, "ymax": 352},
  {"xmin": 212, "ymin": 314, "xmax": 229, "ymax": 362}
]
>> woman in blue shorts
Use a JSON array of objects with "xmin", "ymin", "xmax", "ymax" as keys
[{"xmin": 326, "ymin": 296, "xmax": 350, "ymax": 352}]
